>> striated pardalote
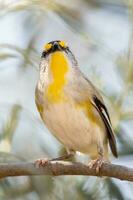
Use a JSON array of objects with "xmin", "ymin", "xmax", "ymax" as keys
[{"xmin": 35, "ymin": 40, "xmax": 118, "ymax": 171}]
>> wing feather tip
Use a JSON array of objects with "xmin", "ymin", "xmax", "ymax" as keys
[{"xmin": 92, "ymin": 95, "xmax": 118, "ymax": 158}]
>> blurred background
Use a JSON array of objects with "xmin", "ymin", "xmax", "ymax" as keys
[{"xmin": 0, "ymin": 0, "xmax": 133, "ymax": 199}]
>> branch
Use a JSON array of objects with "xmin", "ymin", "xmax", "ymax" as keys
[{"xmin": 0, "ymin": 161, "xmax": 133, "ymax": 182}]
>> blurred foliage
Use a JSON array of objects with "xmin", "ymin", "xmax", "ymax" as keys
[
  {"xmin": 0, "ymin": 105, "xmax": 21, "ymax": 142},
  {"xmin": 0, "ymin": 0, "xmax": 133, "ymax": 200}
]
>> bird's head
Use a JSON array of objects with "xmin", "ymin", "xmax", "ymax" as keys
[{"xmin": 40, "ymin": 40, "xmax": 78, "ymax": 73}]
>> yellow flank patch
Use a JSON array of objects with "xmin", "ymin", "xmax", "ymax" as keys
[
  {"xmin": 46, "ymin": 51, "xmax": 69, "ymax": 102},
  {"xmin": 35, "ymin": 100, "xmax": 43, "ymax": 119},
  {"xmin": 76, "ymin": 101, "xmax": 101, "ymax": 126}
]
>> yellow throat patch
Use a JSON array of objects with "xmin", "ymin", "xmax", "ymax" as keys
[{"xmin": 46, "ymin": 51, "xmax": 69, "ymax": 102}]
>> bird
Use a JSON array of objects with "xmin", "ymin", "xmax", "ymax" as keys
[{"xmin": 35, "ymin": 40, "xmax": 118, "ymax": 172}]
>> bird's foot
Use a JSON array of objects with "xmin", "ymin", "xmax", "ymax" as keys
[
  {"xmin": 34, "ymin": 158, "xmax": 49, "ymax": 168},
  {"xmin": 88, "ymin": 157, "xmax": 105, "ymax": 173}
]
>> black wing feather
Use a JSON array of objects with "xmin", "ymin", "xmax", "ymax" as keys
[{"xmin": 92, "ymin": 95, "xmax": 118, "ymax": 158}]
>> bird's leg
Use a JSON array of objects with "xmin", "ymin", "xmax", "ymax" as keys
[
  {"xmin": 34, "ymin": 150, "xmax": 75, "ymax": 168},
  {"xmin": 88, "ymin": 145, "xmax": 105, "ymax": 173},
  {"xmin": 50, "ymin": 150, "xmax": 75, "ymax": 161}
]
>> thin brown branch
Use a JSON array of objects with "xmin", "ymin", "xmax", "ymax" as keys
[{"xmin": 0, "ymin": 161, "xmax": 133, "ymax": 182}]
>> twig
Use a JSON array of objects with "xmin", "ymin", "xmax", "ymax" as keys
[{"xmin": 0, "ymin": 161, "xmax": 133, "ymax": 182}]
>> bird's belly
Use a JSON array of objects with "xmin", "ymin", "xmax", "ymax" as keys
[{"xmin": 43, "ymin": 102, "xmax": 105, "ymax": 154}]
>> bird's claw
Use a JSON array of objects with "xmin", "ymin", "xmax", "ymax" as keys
[
  {"xmin": 34, "ymin": 158, "xmax": 49, "ymax": 168},
  {"xmin": 88, "ymin": 157, "xmax": 105, "ymax": 173}
]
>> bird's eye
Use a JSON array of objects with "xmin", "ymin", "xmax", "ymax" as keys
[
  {"xmin": 59, "ymin": 41, "xmax": 67, "ymax": 48},
  {"xmin": 44, "ymin": 43, "xmax": 52, "ymax": 51}
]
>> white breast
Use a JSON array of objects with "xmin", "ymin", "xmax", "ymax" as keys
[{"xmin": 42, "ymin": 101, "xmax": 106, "ymax": 156}]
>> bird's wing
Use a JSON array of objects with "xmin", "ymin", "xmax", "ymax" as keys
[
  {"xmin": 69, "ymin": 68, "xmax": 118, "ymax": 157},
  {"xmin": 91, "ymin": 95, "xmax": 118, "ymax": 157}
]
